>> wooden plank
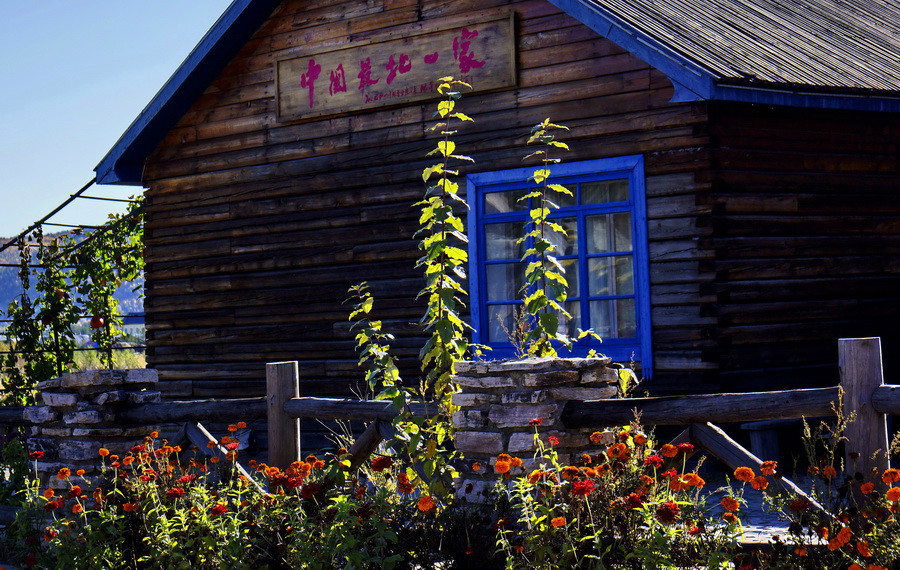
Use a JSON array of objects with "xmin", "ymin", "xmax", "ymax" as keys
[
  {"xmin": 561, "ymin": 387, "xmax": 840, "ymax": 427},
  {"xmin": 118, "ymin": 397, "xmax": 266, "ymax": 424},
  {"xmin": 872, "ymin": 384, "xmax": 900, "ymax": 416},
  {"xmin": 689, "ymin": 423, "xmax": 825, "ymax": 512},
  {"xmin": 283, "ymin": 396, "xmax": 438, "ymax": 421},
  {"xmin": 838, "ymin": 337, "xmax": 890, "ymax": 478},
  {"xmin": 266, "ymin": 361, "xmax": 301, "ymax": 468}
]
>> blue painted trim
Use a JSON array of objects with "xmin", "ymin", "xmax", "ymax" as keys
[
  {"xmin": 711, "ymin": 84, "xmax": 900, "ymax": 113},
  {"xmin": 467, "ymin": 156, "xmax": 653, "ymax": 378},
  {"xmin": 94, "ymin": 0, "xmax": 281, "ymax": 185}
]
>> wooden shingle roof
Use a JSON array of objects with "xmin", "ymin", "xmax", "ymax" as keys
[{"xmin": 586, "ymin": 0, "xmax": 900, "ymax": 93}]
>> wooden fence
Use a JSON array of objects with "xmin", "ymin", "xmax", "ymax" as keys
[{"xmin": 267, "ymin": 337, "xmax": 897, "ymax": 478}]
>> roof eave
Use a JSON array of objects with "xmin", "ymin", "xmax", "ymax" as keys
[{"xmin": 94, "ymin": 0, "xmax": 281, "ymax": 186}]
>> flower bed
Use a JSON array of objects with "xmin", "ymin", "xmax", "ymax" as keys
[{"xmin": 2, "ymin": 420, "xmax": 898, "ymax": 569}]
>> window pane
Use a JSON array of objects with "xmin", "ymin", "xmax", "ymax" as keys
[
  {"xmin": 558, "ymin": 301, "xmax": 581, "ymax": 337},
  {"xmin": 485, "ymin": 222, "xmax": 524, "ymax": 260},
  {"xmin": 582, "ymin": 179, "xmax": 629, "ymax": 204},
  {"xmin": 614, "ymin": 255, "xmax": 634, "ymax": 295},
  {"xmin": 586, "ymin": 215, "xmax": 610, "ymax": 253},
  {"xmin": 589, "ymin": 256, "xmax": 633, "ymax": 296},
  {"xmin": 546, "ymin": 217, "xmax": 577, "ymax": 256},
  {"xmin": 485, "ymin": 263, "xmax": 524, "ymax": 301},
  {"xmin": 487, "ymin": 304, "xmax": 516, "ymax": 343},
  {"xmin": 560, "ymin": 258, "xmax": 579, "ymax": 297},
  {"xmin": 588, "ymin": 300, "xmax": 612, "ymax": 339},
  {"xmin": 551, "ymin": 184, "xmax": 577, "ymax": 208},
  {"xmin": 613, "ymin": 212, "xmax": 632, "ymax": 251},
  {"xmin": 484, "ymin": 189, "xmax": 526, "ymax": 214},
  {"xmin": 616, "ymin": 298, "xmax": 637, "ymax": 338}
]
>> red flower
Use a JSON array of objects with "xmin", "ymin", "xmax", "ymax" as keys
[
  {"xmin": 28, "ymin": 451, "xmax": 44, "ymax": 460},
  {"xmin": 655, "ymin": 501, "xmax": 680, "ymax": 524},
  {"xmin": 547, "ymin": 436, "xmax": 559, "ymax": 447},
  {"xmin": 210, "ymin": 503, "xmax": 228, "ymax": 517},
  {"xmin": 43, "ymin": 499, "xmax": 60, "ymax": 512},
  {"xmin": 625, "ymin": 492, "xmax": 645, "ymax": 509},
  {"xmin": 371, "ymin": 456, "xmax": 393, "ymax": 472},
  {"xmin": 788, "ymin": 497, "xmax": 812, "ymax": 512},
  {"xmin": 528, "ymin": 418, "xmax": 543, "ymax": 426},
  {"xmin": 572, "ymin": 480, "xmax": 596, "ymax": 496},
  {"xmin": 166, "ymin": 487, "xmax": 186, "ymax": 499},
  {"xmin": 644, "ymin": 454, "xmax": 664, "ymax": 469},
  {"xmin": 676, "ymin": 443, "xmax": 695, "ymax": 455},
  {"xmin": 300, "ymin": 483, "xmax": 321, "ymax": 499}
]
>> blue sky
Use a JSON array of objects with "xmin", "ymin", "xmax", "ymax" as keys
[{"xmin": 0, "ymin": 1, "xmax": 231, "ymax": 238}]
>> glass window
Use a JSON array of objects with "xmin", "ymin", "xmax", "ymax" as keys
[{"xmin": 467, "ymin": 156, "xmax": 652, "ymax": 375}]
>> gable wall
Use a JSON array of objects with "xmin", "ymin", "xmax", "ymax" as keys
[{"xmin": 141, "ymin": 0, "xmax": 714, "ymax": 400}]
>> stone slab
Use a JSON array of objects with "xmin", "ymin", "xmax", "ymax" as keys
[
  {"xmin": 488, "ymin": 403, "xmax": 560, "ymax": 428},
  {"xmin": 24, "ymin": 406, "xmax": 58, "ymax": 424},
  {"xmin": 547, "ymin": 386, "xmax": 617, "ymax": 401},
  {"xmin": 452, "ymin": 375, "xmax": 516, "ymax": 389},
  {"xmin": 521, "ymin": 370, "xmax": 579, "ymax": 387},
  {"xmin": 42, "ymin": 392, "xmax": 78, "ymax": 408},
  {"xmin": 451, "ymin": 392, "xmax": 500, "ymax": 407},
  {"xmin": 454, "ymin": 431, "xmax": 504, "ymax": 455},
  {"xmin": 501, "ymin": 390, "xmax": 549, "ymax": 404},
  {"xmin": 581, "ymin": 367, "xmax": 619, "ymax": 385}
]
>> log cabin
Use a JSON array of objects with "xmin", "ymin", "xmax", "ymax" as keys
[{"xmin": 95, "ymin": 0, "xmax": 900, "ymax": 407}]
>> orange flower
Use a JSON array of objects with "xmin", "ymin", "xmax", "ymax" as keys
[
  {"xmin": 721, "ymin": 496, "xmax": 740, "ymax": 512},
  {"xmin": 828, "ymin": 526, "xmax": 852, "ymax": 550},
  {"xmin": 227, "ymin": 424, "xmax": 238, "ymax": 432},
  {"xmin": 471, "ymin": 462, "xmax": 481, "ymax": 472},
  {"xmin": 660, "ymin": 444, "xmax": 678, "ymax": 458},
  {"xmin": 722, "ymin": 512, "xmax": 737, "ymax": 523},
  {"xmin": 857, "ymin": 540, "xmax": 871, "ymax": 557},
  {"xmin": 618, "ymin": 430, "xmax": 630, "ymax": 442},
  {"xmin": 682, "ymin": 472, "xmax": 705, "ymax": 487},
  {"xmin": 528, "ymin": 470, "xmax": 543, "ymax": 483},
  {"xmin": 76, "ymin": 469, "xmax": 85, "ymax": 476},
  {"xmin": 886, "ymin": 486, "xmax": 900, "ymax": 501},
  {"xmin": 550, "ymin": 516, "xmax": 566, "ymax": 528},
  {"xmin": 237, "ymin": 421, "xmax": 247, "ymax": 429},
  {"xmin": 210, "ymin": 456, "xmax": 220, "ymax": 464},
  {"xmin": 57, "ymin": 468, "xmax": 71, "ymax": 480},
  {"xmin": 760, "ymin": 460, "xmax": 777, "ymax": 476},
  {"xmin": 207, "ymin": 440, "xmax": 216, "ymax": 449},
  {"xmin": 149, "ymin": 431, "xmax": 159, "ymax": 439},
  {"xmin": 510, "ymin": 457, "xmax": 523, "ymax": 468},
  {"xmin": 751, "ymin": 476, "xmax": 769, "ymax": 491},
  {"xmin": 734, "ymin": 467, "xmax": 754, "ymax": 482},
  {"xmin": 822, "ymin": 465, "xmax": 838, "ymax": 479},
  {"xmin": 589, "ymin": 431, "xmax": 605, "ymax": 445},
  {"xmin": 123, "ymin": 456, "xmax": 134, "ymax": 466},
  {"xmin": 497, "ymin": 453, "xmax": 511, "ymax": 463},
  {"xmin": 417, "ymin": 496, "xmax": 435, "ymax": 513},
  {"xmin": 883, "ymin": 468, "xmax": 900, "ymax": 485},
  {"xmin": 640, "ymin": 474, "xmax": 656, "ymax": 486},
  {"xmin": 860, "ymin": 482, "xmax": 875, "ymax": 494},
  {"xmin": 848, "ymin": 565, "xmax": 863, "ymax": 570},
  {"xmin": 794, "ymin": 546, "xmax": 807, "ymax": 556},
  {"xmin": 72, "ymin": 504, "xmax": 83, "ymax": 514},
  {"xmin": 607, "ymin": 443, "xmax": 628, "ymax": 460},
  {"xmin": 43, "ymin": 488, "xmax": 55, "ymax": 499},
  {"xmin": 494, "ymin": 460, "xmax": 510, "ymax": 474},
  {"xmin": 633, "ymin": 433, "xmax": 648, "ymax": 446},
  {"xmin": 98, "ymin": 448, "xmax": 110, "ymax": 457}
]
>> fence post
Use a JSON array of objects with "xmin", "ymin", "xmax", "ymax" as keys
[
  {"xmin": 839, "ymin": 337, "xmax": 889, "ymax": 479},
  {"xmin": 266, "ymin": 361, "xmax": 300, "ymax": 469}
]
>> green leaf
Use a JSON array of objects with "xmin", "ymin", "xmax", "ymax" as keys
[
  {"xmin": 532, "ymin": 169, "xmax": 551, "ymax": 183},
  {"xmin": 539, "ymin": 312, "xmax": 559, "ymax": 335}
]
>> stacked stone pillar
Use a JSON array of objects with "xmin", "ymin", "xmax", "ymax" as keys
[
  {"xmin": 451, "ymin": 357, "xmax": 620, "ymax": 498},
  {"xmin": 26, "ymin": 369, "xmax": 160, "ymax": 486}
]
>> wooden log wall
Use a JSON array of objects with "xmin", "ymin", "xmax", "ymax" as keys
[
  {"xmin": 141, "ymin": 0, "xmax": 715, "ymax": 401},
  {"xmin": 707, "ymin": 102, "xmax": 900, "ymax": 390}
]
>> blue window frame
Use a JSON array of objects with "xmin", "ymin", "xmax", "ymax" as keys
[{"xmin": 466, "ymin": 155, "xmax": 652, "ymax": 376}]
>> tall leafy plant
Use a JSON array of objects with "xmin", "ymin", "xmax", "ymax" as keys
[
  {"xmin": 518, "ymin": 119, "xmax": 583, "ymax": 356},
  {"xmin": 417, "ymin": 76, "xmax": 474, "ymax": 406}
]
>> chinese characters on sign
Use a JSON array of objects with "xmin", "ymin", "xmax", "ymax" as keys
[{"xmin": 276, "ymin": 15, "xmax": 515, "ymax": 121}]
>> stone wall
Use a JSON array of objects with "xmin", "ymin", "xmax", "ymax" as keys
[
  {"xmin": 26, "ymin": 369, "xmax": 160, "ymax": 487},
  {"xmin": 451, "ymin": 357, "xmax": 620, "ymax": 498}
]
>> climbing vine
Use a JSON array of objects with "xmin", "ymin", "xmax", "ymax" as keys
[{"xmin": 0, "ymin": 197, "xmax": 144, "ymax": 405}]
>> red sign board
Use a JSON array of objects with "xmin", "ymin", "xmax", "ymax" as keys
[{"xmin": 276, "ymin": 14, "xmax": 516, "ymax": 121}]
